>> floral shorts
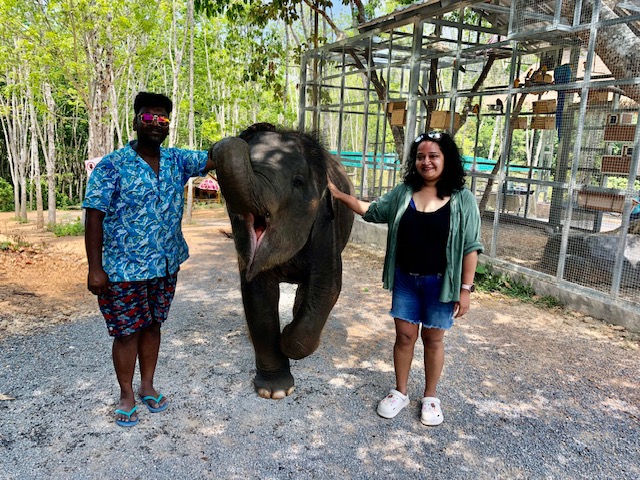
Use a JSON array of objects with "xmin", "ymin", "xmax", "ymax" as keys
[{"xmin": 98, "ymin": 273, "xmax": 178, "ymax": 337}]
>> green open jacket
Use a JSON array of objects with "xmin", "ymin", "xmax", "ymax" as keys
[{"xmin": 362, "ymin": 183, "xmax": 483, "ymax": 302}]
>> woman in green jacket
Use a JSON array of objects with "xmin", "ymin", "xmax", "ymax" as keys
[{"xmin": 328, "ymin": 131, "xmax": 483, "ymax": 426}]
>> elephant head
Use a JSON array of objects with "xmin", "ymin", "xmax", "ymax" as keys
[{"xmin": 210, "ymin": 126, "xmax": 332, "ymax": 281}]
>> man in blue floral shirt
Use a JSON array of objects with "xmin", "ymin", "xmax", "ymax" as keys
[{"xmin": 83, "ymin": 92, "xmax": 216, "ymax": 427}]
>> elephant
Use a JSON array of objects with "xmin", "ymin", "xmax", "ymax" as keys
[{"xmin": 210, "ymin": 123, "xmax": 355, "ymax": 399}]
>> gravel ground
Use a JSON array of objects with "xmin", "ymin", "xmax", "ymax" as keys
[{"xmin": 1, "ymin": 214, "xmax": 639, "ymax": 479}]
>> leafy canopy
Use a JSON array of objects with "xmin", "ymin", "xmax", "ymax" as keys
[{"xmin": 195, "ymin": 0, "xmax": 348, "ymax": 26}]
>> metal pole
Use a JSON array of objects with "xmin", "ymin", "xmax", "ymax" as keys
[
  {"xmin": 336, "ymin": 45, "xmax": 347, "ymax": 163},
  {"xmin": 380, "ymin": 31, "xmax": 393, "ymax": 194},
  {"xmin": 298, "ymin": 52, "xmax": 308, "ymax": 131},
  {"xmin": 610, "ymin": 109, "xmax": 640, "ymax": 295},
  {"xmin": 448, "ymin": 5, "xmax": 464, "ymax": 134},
  {"xmin": 556, "ymin": 0, "xmax": 601, "ymax": 281},
  {"xmin": 403, "ymin": 18, "xmax": 424, "ymax": 165},
  {"xmin": 359, "ymin": 34, "xmax": 373, "ymax": 199},
  {"xmin": 490, "ymin": 43, "xmax": 519, "ymax": 258}
]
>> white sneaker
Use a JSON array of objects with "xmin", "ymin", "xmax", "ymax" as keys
[
  {"xmin": 421, "ymin": 397, "xmax": 444, "ymax": 426},
  {"xmin": 377, "ymin": 389, "xmax": 410, "ymax": 419}
]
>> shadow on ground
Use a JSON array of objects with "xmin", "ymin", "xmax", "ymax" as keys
[{"xmin": 1, "ymin": 213, "xmax": 638, "ymax": 479}]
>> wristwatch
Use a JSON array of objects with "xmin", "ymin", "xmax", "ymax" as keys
[{"xmin": 461, "ymin": 283, "xmax": 476, "ymax": 293}]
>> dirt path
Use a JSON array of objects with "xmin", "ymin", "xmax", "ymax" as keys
[
  {"xmin": 1, "ymin": 208, "xmax": 637, "ymax": 345},
  {"xmin": 0, "ymin": 210, "xmax": 95, "ymax": 337},
  {"xmin": 0, "ymin": 207, "xmax": 638, "ymax": 479}
]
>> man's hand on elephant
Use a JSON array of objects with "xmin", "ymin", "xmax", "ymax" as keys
[
  {"xmin": 87, "ymin": 268, "xmax": 110, "ymax": 296},
  {"xmin": 205, "ymin": 143, "xmax": 217, "ymax": 173}
]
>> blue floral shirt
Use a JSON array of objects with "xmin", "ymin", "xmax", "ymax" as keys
[{"xmin": 82, "ymin": 142, "xmax": 208, "ymax": 282}]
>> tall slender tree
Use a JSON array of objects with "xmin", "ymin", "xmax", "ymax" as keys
[{"xmin": 185, "ymin": 0, "xmax": 196, "ymax": 223}]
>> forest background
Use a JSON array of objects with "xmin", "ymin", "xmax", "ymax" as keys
[
  {"xmin": 0, "ymin": 0, "xmax": 429, "ymax": 229},
  {"xmin": 5, "ymin": 0, "xmax": 624, "ymax": 231}
]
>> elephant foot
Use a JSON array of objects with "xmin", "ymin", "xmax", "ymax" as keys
[{"xmin": 254, "ymin": 368, "xmax": 295, "ymax": 400}]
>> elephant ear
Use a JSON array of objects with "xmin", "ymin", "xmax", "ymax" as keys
[{"xmin": 324, "ymin": 187, "xmax": 336, "ymax": 221}]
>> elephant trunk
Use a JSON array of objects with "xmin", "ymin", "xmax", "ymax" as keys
[
  {"xmin": 209, "ymin": 136, "xmax": 275, "ymax": 280},
  {"xmin": 209, "ymin": 137, "xmax": 259, "ymax": 214}
]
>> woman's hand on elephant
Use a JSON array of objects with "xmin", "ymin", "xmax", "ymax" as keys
[
  {"xmin": 327, "ymin": 177, "xmax": 370, "ymax": 216},
  {"xmin": 327, "ymin": 179, "xmax": 341, "ymax": 198}
]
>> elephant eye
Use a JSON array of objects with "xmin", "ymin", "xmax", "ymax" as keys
[{"xmin": 292, "ymin": 174, "xmax": 305, "ymax": 188}]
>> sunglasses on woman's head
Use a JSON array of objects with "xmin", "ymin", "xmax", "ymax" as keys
[
  {"xmin": 138, "ymin": 113, "xmax": 170, "ymax": 127},
  {"xmin": 414, "ymin": 131, "xmax": 443, "ymax": 143}
]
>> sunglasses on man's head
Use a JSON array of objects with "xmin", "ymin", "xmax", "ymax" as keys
[
  {"xmin": 138, "ymin": 113, "xmax": 170, "ymax": 127},
  {"xmin": 414, "ymin": 131, "xmax": 443, "ymax": 143}
]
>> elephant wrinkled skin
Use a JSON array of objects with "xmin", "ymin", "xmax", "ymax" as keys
[{"xmin": 210, "ymin": 123, "xmax": 355, "ymax": 399}]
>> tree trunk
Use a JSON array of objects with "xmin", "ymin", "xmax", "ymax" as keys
[
  {"xmin": 563, "ymin": 0, "xmax": 640, "ymax": 103},
  {"xmin": 0, "ymin": 82, "xmax": 23, "ymax": 216},
  {"xmin": 85, "ymin": 18, "xmax": 115, "ymax": 160},
  {"xmin": 454, "ymin": 55, "xmax": 498, "ymax": 135},
  {"xmin": 14, "ymin": 84, "xmax": 29, "ymax": 221},
  {"xmin": 488, "ymin": 116, "xmax": 501, "ymax": 161},
  {"xmin": 185, "ymin": 0, "xmax": 195, "ymax": 224},
  {"xmin": 43, "ymin": 82, "xmax": 57, "ymax": 226},
  {"xmin": 26, "ymin": 78, "xmax": 44, "ymax": 229},
  {"xmin": 19, "ymin": 155, "xmax": 27, "ymax": 221},
  {"xmin": 111, "ymin": 80, "xmax": 123, "ymax": 150},
  {"xmin": 168, "ymin": 0, "xmax": 188, "ymax": 148},
  {"xmin": 479, "ymin": 93, "xmax": 529, "ymax": 212}
]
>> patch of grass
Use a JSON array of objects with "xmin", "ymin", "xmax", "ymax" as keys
[
  {"xmin": 0, "ymin": 236, "xmax": 32, "ymax": 251},
  {"xmin": 0, "ymin": 241, "xmax": 14, "ymax": 251},
  {"xmin": 531, "ymin": 295, "xmax": 563, "ymax": 309},
  {"xmin": 475, "ymin": 265, "xmax": 563, "ymax": 309},
  {"xmin": 51, "ymin": 218, "xmax": 84, "ymax": 237}
]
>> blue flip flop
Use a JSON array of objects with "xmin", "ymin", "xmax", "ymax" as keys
[
  {"xmin": 139, "ymin": 393, "xmax": 169, "ymax": 413},
  {"xmin": 115, "ymin": 406, "xmax": 139, "ymax": 427}
]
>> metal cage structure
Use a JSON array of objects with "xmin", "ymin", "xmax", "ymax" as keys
[{"xmin": 298, "ymin": 0, "xmax": 640, "ymax": 327}]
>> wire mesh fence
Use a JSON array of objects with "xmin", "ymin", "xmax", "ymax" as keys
[{"xmin": 299, "ymin": 0, "xmax": 640, "ymax": 314}]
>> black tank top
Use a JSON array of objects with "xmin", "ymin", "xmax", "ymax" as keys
[{"xmin": 395, "ymin": 198, "xmax": 450, "ymax": 275}]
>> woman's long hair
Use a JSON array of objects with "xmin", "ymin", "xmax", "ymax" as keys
[{"xmin": 403, "ymin": 132, "xmax": 466, "ymax": 198}]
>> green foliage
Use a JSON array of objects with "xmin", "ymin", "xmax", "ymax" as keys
[
  {"xmin": 477, "ymin": 270, "xmax": 535, "ymax": 298},
  {"xmin": 42, "ymin": 180, "xmax": 72, "ymax": 210},
  {"xmin": 364, "ymin": 0, "xmax": 381, "ymax": 19},
  {"xmin": 200, "ymin": 117, "xmax": 223, "ymax": 142},
  {"xmin": 1, "ymin": 0, "xmax": 333, "ymax": 207},
  {"xmin": 196, "ymin": 0, "xmax": 344, "ymax": 26},
  {"xmin": 195, "ymin": 0, "xmax": 252, "ymax": 22},
  {"xmin": 55, "ymin": 191, "xmax": 73, "ymax": 210},
  {"xmin": 605, "ymin": 176, "xmax": 640, "ymax": 192},
  {"xmin": 0, "ymin": 235, "xmax": 31, "ymax": 251},
  {"xmin": 475, "ymin": 265, "xmax": 564, "ymax": 309},
  {"xmin": 533, "ymin": 295, "xmax": 563, "ymax": 309},
  {"xmin": 50, "ymin": 218, "xmax": 84, "ymax": 237},
  {"xmin": 475, "ymin": 263, "xmax": 488, "ymax": 275},
  {"xmin": 0, "ymin": 178, "xmax": 13, "ymax": 212}
]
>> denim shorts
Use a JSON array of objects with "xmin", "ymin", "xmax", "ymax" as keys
[
  {"xmin": 98, "ymin": 273, "xmax": 178, "ymax": 337},
  {"xmin": 389, "ymin": 268, "xmax": 455, "ymax": 330}
]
